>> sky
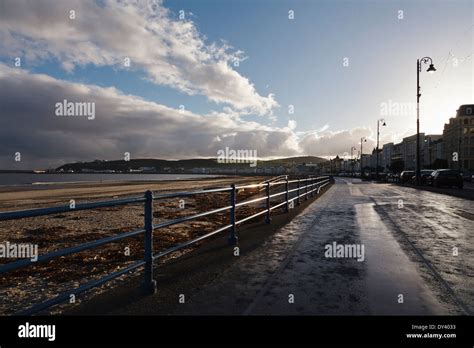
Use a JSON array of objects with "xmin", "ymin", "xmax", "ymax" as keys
[{"xmin": 0, "ymin": 0, "xmax": 472, "ymax": 169}]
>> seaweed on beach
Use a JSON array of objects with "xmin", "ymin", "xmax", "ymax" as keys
[{"xmin": 0, "ymin": 179, "xmax": 271, "ymax": 315}]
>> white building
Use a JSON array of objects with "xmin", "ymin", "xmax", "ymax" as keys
[{"xmin": 382, "ymin": 142, "xmax": 394, "ymax": 171}]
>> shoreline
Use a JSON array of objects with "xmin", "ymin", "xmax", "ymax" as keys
[
  {"xmin": 0, "ymin": 173, "xmax": 227, "ymax": 188},
  {"xmin": 0, "ymin": 176, "xmax": 266, "ymax": 211}
]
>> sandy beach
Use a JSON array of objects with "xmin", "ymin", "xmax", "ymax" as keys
[
  {"xmin": 0, "ymin": 176, "xmax": 280, "ymax": 314},
  {"xmin": 0, "ymin": 176, "xmax": 267, "ymax": 210}
]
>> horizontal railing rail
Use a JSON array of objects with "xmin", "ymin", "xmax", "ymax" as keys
[
  {"xmin": 257, "ymin": 175, "xmax": 287, "ymax": 192},
  {"xmin": 0, "ymin": 196, "xmax": 146, "ymax": 220},
  {"xmin": 0, "ymin": 175, "xmax": 332, "ymax": 315}
]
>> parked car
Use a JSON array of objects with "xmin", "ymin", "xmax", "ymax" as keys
[
  {"xmin": 378, "ymin": 172, "xmax": 388, "ymax": 182},
  {"xmin": 410, "ymin": 169, "xmax": 434, "ymax": 185},
  {"xmin": 391, "ymin": 172, "xmax": 400, "ymax": 183},
  {"xmin": 461, "ymin": 171, "xmax": 474, "ymax": 182},
  {"xmin": 400, "ymin": 171, "xmax": 415, "ymax": 184},
  {"xmin": 428, "ymin": 169, "xmax": 463, "ymax": 189}
]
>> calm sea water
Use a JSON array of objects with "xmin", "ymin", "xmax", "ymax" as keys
[{"xmin": 0, "ymin": 173, "xmax": 223, "ymax": 186}]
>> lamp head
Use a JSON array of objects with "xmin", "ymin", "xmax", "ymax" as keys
[{"xmin": 426, "ymin": 63, "xmax": 436, "ymax": 73}]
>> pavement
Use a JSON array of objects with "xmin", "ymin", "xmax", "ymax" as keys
[{"xmin": 73, "ymin": 178, "xmax": 473, "ymax": 315}]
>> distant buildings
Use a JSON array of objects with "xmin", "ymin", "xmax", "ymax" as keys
[
  {"xmin": 424, "ymin": 134, "xmax": 443, "ymax": 168},
  {"xmin": 375, "ymin": 104, "xmax": 473, "ymax": 173},
  {"xmin": 369, "ymin": 148, "xmax": 383, "ymax": 170},
  {"xmin": 400, "ymin": 134, "xmax": 418, "ymax": 170},
  {"xmin": 382, "ymin": 142, "xmax": 394, "ymax": 170},
  {"xmin": 190, "ymin": 166, "xmax": 286, "ymax": 175},
  {"xmin": 391, "ymin": 143, "xmax": 402, "ymax": 169},
  {"xmin": 138, "ymin": 166, "xmax": 156, "ymax": 172},
  {"xmin": 443, "ymin": 104, "xmax": 474, "ymax": 171},
  {"xmin": 360, "ymin": 154, "xmax": 371, "ymax": 170},
  {"xmin": 391, "ymin": 133, "xmax": 443, "ymax": 170},
  {"xmin": 329, "ymin": 104, "xmax": 474, "ymax": 174}
]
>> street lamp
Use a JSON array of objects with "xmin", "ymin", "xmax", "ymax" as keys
[
  {"xmin": 360, "ymin": 137, "xmax": 367, "ymax": 177},
  {"xmin": 416, "ymin": 56, "xmax": 436, "ymax": 185},
  {"xmin": 350, "ymin": 146, "xmax": 357, "ymax": 176},
  {"xmin": 376, "ymin": 118, "xmax": 386, "ymax": 180}
]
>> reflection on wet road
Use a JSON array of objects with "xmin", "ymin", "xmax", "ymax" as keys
[{"xmin": 174, "ymin": 178, "xmax": 473, "ymax": 315}]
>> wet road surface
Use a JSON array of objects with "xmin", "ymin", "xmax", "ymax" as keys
[{"xmin": 172, "ymin": 178, "xmax": 473, "ymax": 315}]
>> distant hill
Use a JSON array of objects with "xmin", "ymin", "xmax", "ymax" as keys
[
  {"xmin": 263, "ymin": 156, "xmax": 327, "ymax": 166},
  {"xmin": 57, "ymin": 158, "xmax": 222, "ymax": 172},
  {"xmin": 56, "ymin": 156, "xmax": 328, "ymax": 172}
]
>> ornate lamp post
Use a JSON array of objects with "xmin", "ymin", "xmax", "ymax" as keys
[{"xmin": 416, "ymin": 57, "xmax": 436, "ymax": 185}]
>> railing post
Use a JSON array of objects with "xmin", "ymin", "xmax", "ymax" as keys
[
  {"xmin": 285, "ymin": 176, "xmax": 289, "ymax": 213},
  {"xmin": 305, "ymin": 177, "xmax": 309, "ymax": 200},
  {"xmin": 297, "ymin": 179, "xmax": 301, "ymax": 206},
  {"xmin": 309, "ymin": 177, "xmax": 313, "ymax": 198},
  {"xmin": 317, "ymin": 179, "xmax": 322, "ymax": 194},
  {"xmin": 143, "ymin": 190, "xmax": 157, "ymax": 294},
  {"xmin": 265, "ymin": 182, "xmax": 271, "ymax": 224},
  {"xmin": 228, "ymin": 184, "xmax": 238, "ymax": 245}
]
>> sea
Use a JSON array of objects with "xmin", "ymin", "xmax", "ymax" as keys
[{"xmin": 0, "ymin": 173, "xmax": 223, "ymax": 186}]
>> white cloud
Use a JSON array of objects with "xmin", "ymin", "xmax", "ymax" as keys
[
  {"xmin": 298, "ymin": 128, "xmax": 376, "ymax": 157},
  {"xmin": 0, "ymin": 0, "xmax": 278, "ymax": 115},
  {"xmin": 318, "ymin": 124, "xmax": 329, "ymax": 132},
  {"xmin": 0, "ymin": 64, "xmax": 291, "ymax": 168},
  {"xmin": 0, "ymin": 64, "xmax": 390, "ymax": 169},
  {"xmin": 287, "ymin": 120, "xmax": 297, "ymax": 130}
]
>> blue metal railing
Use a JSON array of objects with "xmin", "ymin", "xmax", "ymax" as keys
[{"xmin": 0, "ymin": 175, "xmax": 331, "ymax": 315}]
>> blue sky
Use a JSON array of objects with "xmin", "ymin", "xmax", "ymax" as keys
[{"xmin": 0, "ymin": 0, "xmax": 472, "ymax": 168}]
